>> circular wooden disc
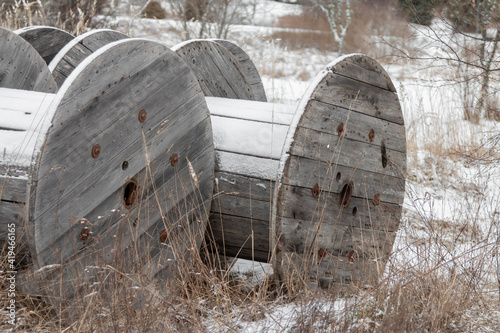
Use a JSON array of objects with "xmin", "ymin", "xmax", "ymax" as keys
[
  {"xmin": 173, "ymin": 40, "xmax": 256, "ymax": 100},
  {"xmin": 49, "ymin": 29, "xmax": 129, "ymax": 88},
  {"xmin": 15, "ymin": 26, "xmax": 74, "ymax": 65},
  {"xmin": 0, "ymin": 26, "xmax": 56, "ymax": 92},
  {"xmin": 273, "ymin": 54, "xmax": 406, "ymax": 289},
  {"xmin": 28, "ymin": 38, "xmax": 214, "ymax": 303},
  {"xmin": 210, "ymin": 39, "xmax": 267, "ymax": 102}
]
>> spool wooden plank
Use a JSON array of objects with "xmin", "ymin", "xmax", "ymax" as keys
[
  {"xmin": 49, "ymin": 29, "xmax": 128, "ymax": 88},
  {"xmin": 273, "ymin": 54, "xmax": 406, "ymax": 288},
  {"xmin": 0, "ymin": 27, "xmax": 56, "ymax": 92},
  {"xmin": 211, "ymin": 39, "xmax": 267, "ymax": 102},
  {"xmin": 173, "ymin": 40, "xmax": 256, "ymax": 100},
  {"xmin": 0, "ymin": 38, "xmax": 214, "ymax": 306},
  {"xmin": 15, "ymin": 26, "xmax": 75, "ymax": 65}
]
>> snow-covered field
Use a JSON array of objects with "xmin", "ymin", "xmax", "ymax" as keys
[{"xmin": 1, "ymin": 0, "xmax": 499, "ymax": 331}]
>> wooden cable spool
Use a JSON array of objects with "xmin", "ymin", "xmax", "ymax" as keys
[
  {"xmin": 49, "ymin": 29, "xmax": 129, "ymax": 88},
  {"xmin": 0, "ymin": 26, "xmax": 57, "ymax": 92},
  {"xmin": 15, "ymin": 26, "xmax": 75, "ymax": 65},
  {"xmin": 0, "ymin": 35, "xmax": 214, "ymax": 304},
  {"xmin": 174, "ymin": 39, "xmax": 407, "ymax": 288}
]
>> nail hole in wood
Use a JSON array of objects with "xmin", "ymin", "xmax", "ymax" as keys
[
  {"xmin": 336, "ymin": 172, "xmax": 341, "ymax": 181},
  {"xmin": 352, "ymin": 207, "xmax": 357, "ymax": 216},
  {"xmin": 381, "ymin": 140, "xmax": 388, "ymax": 168},
  {"xmin": 132, "ymin": 218, "xmax": 138, "ymax": 228},
  {"xmin": 123, "ymin": 179, "xmax": 138, "ymax": 209},
  {"xmin": 122, "ymin": 160, "xmax": 129, "ymax": 170},
  {"xmin": 340, "ymin": 182, "xmax": 353, "ymax": 208}
]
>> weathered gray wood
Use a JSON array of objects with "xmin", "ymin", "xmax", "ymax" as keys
[
  {"xmin": 0, "ymin": 38, "xmax": 216, "ymax": 306},
  {"xmin": 0, "ymin": 27, "xmax": 57, "ymax": 92},
  {"xmin": 211, "ymin": 39, "xmax": 267, "ymax": 102},
  {"xmin": 49, "ymin": 29, "xmax": 128, "ymax": 87},
  {"xmin": 173, "ymin": 40, "xmax": 256, "ymax": 100},
  {"xmin": 329, "ymin": 54, "xmax": 396, "ymax": 92},
  {"xmin": 15, "ymin": 26, "xmax": 74, "ymax": 65},
  {"xmin": 0, "ymin": 201, "xmax": 23, "ymax": 237},
  {"xmin": 273, "ymin": 54, "xmax": 406, "ymax": 289}
]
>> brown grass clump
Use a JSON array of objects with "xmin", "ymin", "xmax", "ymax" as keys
[{"xmin": 142, "ymin": 1, "xmax": 167, "ymax": 20}]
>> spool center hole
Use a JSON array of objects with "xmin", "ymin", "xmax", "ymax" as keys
[
  {"xmin": 123, "ymin": 180, "xmax": 138, "ymax": 209},
  {"xmin": 340, "ymin": 182, "xmax": 353, "ymax": 208}
]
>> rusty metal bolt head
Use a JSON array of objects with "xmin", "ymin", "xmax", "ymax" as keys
[
  {"xmin": 160, "ymin": 229, "xmax": 168, "ymax": 243},
  {"xmin": 312, "ymin": 183, "xmax": 320, "ymax": 198},
  {"xmin": 79, "ymin": 227, "xmax": 90, "ymax": 242},
  {"xmin": 373, "ymin": 193, "xmax": 381, "ymax": 206},
  {"xmin": 340, "ymin": 182, "xmax": 353, "ymax": 208},
  {"xmin": 369, "ymin": 129, "xmax": 375, "ymax": 143},
  {"xmin": 170, "ymin": 153, "xmax": 179, "ymax": 167},
  {"xmin": 91, "ymin": 144, "xmax": 101, "ymax": 158},
  {"xmin": 337, "ymin": 122, "xmax": 344, "ymax": 136},
  {"xmin": 318, "ymin": 248, "xmax": 326, "ymax": 260},
  {"xmin": 138, "ymin": 109, "xmax": 147, "ymax": 123}
]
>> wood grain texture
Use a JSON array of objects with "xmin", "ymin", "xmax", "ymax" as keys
[
  {"xmin": 211, "ymin": 39, "xmax": 267, "ymax": 102},
  {"xmin": 15, "ymin": 26, "xmax": 74, "ymax": 65},
  {"xmin": 174, "ymin": 40, "xmax": 256, "ymax": 100},
  {"xmin": 274, "ymin": 54, "xmax": 406, "ymax": 288},
  {"xmin": 0, "ymin": 26, "xmax": 57, "ymax": 92},
  {"xmin": 24, "ymin": 38, "xmax": 213, "ymax": 304},
  {"xmin": 49, "ymin": 29, "xmax": 128, "ymax": 87}
]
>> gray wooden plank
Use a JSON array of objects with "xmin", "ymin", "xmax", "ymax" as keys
[
  {"xmin": 15, "ymin": 26, "xmax": 74, "ymax": 65},
  {"xmin": 311, "ymin": 73, "xmax": 403, "ymax": 125},
  {"xmin": 0, "ymin": 201, "xmax": 24, "ymax": 241},
  {"xmin": 300, "ymin": 100, "xmax": 406, "ymax": 152},
  {"xmin": 329, "ymin": 54, "xmax": 396, "ymax": 92},
  {"xmin": 49, "ymin": 29, "xmax": 128, "ymax": 87},
  {"xmin": 174, "ymin": 41, "xmax": 255, "ymax": 100},
  {"xmin": 0, "ymin": 176, "xmax": 27, "ymax": 203},
  {"xmin": 282, "ymin": 155, "xmax": 405, "ymax": 205},
  {"xmin": 213, "ymin": 171, "xmax": 273, "ymax": 202},
  {"xmin": 0, "ymin": 27, "xmax": 56, "ymax": 92},
  {"xmin": 279, "ymin": 185, "xmax": 401, "ymax": 232},
  {"xmin": 290, "ymin": 126, "xmax": 407, "ymax": 179}
]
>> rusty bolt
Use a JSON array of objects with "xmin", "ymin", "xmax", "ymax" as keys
[
  {"xmin": 373, "ymin": 193, "xmax": 381, "ymax": 206},
  {"xmin": 91, "ymin": 144, "xmax": 101, "ymax": 158},
  {"xmin": 347, "ymin": 250, "xmax": 355, "ymax": 263},
  {"xmin": 79, "ymin": 227, "xmax": 90, "ymax": 242},
  {"xmin": 368, "ymin": 129, "xmax": 375, "ymax": 143},
  {"xmin": 170, "ymin": 153, "xmax": 179, "ymax": 167},
  {"xmin": 318, "ymin": 248, "xmax": 326, "ymax": 260},
  {"xmin": 138, "ymin": 109, "xmax": 147, "ymax": 123},
  {"xmin": 337, "ymin": 122, "xmax": 344, "ymax": 136},
  {"xmin": 312, "ymin": 183, "xmax": 320, "ymax": 198},
  {"xmin": 160, "ymin": 229, "xmax": 168, "ymax": 243}
]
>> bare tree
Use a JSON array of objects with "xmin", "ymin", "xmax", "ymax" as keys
[{"xmin": 312, "ymin": 0, "xmax": 352, "ymax": 56}]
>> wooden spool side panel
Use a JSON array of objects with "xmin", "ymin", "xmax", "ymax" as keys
[
  {"xmin": 173, "ymin": 40, "xmax": 256, "ymax": 100},
  {"xmin": 275, "ymin": 54, "xmax": 406, "ymax": 288},
  {"xmin": 0, "ymin": 27, "xmax": 57, "ymax": 92},
  {"xmin": 27, "ymin": 39, "xmax": 213, "ymax": 304},
  {"xmin": 49, "ymin": 29, "xmax": 128, "ymax": 88},
  {"xmin": 15, "ymin": 26, "xmax": 74, "ymax": 65},
  {"xmin": 207, "ymin": 171, "xmax": 274, "ymax": 261},
  {"xmin": 211, "ymin": 39, "xmax": 267, "ymax": 102}
]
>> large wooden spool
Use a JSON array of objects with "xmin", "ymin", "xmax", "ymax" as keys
[
  {"xmin": 175, "ymin": 39, "xmax": 406, "ymax": 288},
  {"xmin": 0, "ymin": 26, "xmax": 56, "ymax": 92},
  {"xmin": 0, "ymin": 35, "xmax": 214, "ymax": 304},
  {"xmin": 49, "ymin": 29, "xmax": 129, "ymax": 87},
  {"xmin": 15, "ymin": 26, "xmax": 74, "ymax": 65}
]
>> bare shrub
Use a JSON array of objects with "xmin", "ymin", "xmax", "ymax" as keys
[{"xmin": 142, "ymin": 0, "xmax": 167, "ymax": 19}]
